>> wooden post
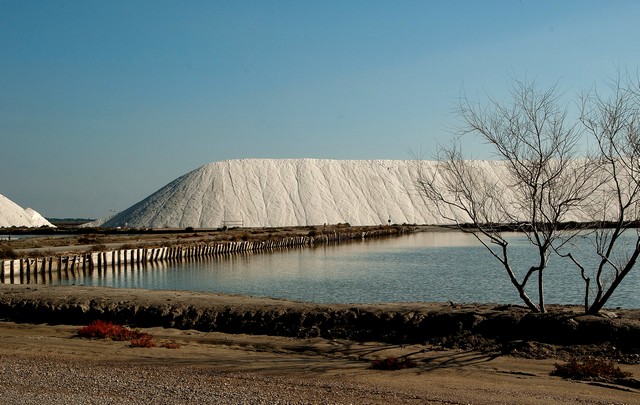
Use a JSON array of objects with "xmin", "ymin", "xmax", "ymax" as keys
[
  {"xmin": 25, "ymin": 259, "xmax": 30, "ymax": 283},
  {"xmin": 69, "ymin": 256, "xmax": 75, "ymax": 277},
  {"xmin": 10, "ymin": 260, "xmax": 15, "ymax": 284},
  {"xmin": 0, "ymin": 260, "xmax": 4, "ymax": 283},
  {"xmin": 46, "ymin": 258, "xmax": 52, "ymax": 283}
]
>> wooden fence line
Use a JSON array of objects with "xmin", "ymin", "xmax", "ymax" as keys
[{"xmin": 0, "ymin": 227, "xmax": 412, "ymax": 284}]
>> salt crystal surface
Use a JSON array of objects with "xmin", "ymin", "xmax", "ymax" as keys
[
  {"xmin": 92, "ymin": 158, "xmax": 594, "ymax": 228},
  {"xmin": 0, "ymin": 194, "xmax": 54, "ymax": 228}
]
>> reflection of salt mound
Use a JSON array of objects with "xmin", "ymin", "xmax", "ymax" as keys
[
  {"xmin": 93, "ymin": 158, "xmax": 592, "ymax": 229},
  {"xmin": 0, "ymin": 194, "xmax": 54, "ymax": 228}
]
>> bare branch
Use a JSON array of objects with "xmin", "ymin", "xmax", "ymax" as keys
[{"xmin": 418, "ymin": 79, "xmax": 597, "ymax": 313}]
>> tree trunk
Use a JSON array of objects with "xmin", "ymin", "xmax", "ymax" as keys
[{"xmin": 538, "ymin": 269, "xmax": 545, "ymax": 314}]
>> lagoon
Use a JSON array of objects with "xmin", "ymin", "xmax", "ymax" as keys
[{"xmin": 56, "ymin": 231, "xmax": 640, "ymax": 309}]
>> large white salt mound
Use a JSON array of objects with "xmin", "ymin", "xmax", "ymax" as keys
[
  {"xmin": 92, "ymin": 158, "xmax": 592, "ymax": 229},
  {"xmin": 0, "ymin": 194, "xmax": 54, "ymax": 228}
]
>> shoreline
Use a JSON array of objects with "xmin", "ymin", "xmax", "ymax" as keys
[
  {"xmin": 2, "ymin": 227, "xmax": 640, "ymax": 402},
  {"xmin": 0, "ymin": 225, "xmax": 416, "ymax": 284},
  {"xmin": 0, "ymin": 285, "xmax": 639, "ymax": 403},
  {"xmin": 1, "ymin": 284, "xmax": 639, "ymax": 357}
]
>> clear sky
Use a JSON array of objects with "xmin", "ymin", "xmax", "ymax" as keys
[{"xmin": 2, "ymin": 1, "xmax": 640, "ymax": 219}]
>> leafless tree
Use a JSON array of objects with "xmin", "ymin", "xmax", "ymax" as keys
[
  {"xmin": 575, "ymin": 74, "xmax": 640, "ymax": 314},
  {"xmin": 418, "ymin": 80, "xmax": 599, "ymax": 313}
]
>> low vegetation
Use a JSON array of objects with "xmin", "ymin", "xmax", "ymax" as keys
[
  {"xmin": 77, "ymin": 320, "xmax": 180, "ymax": 349},
  {"xmin": 129, "ymin": 334, "xmax": 156, "ymax": 348},
  {"xmin": 77, "ymin": 320, "xmax": 149, "ymax": 341},
  {"xmin": 120, "ymin": 243, "xmax": 145, "ymax": 250},
  {"xmin": 552, "ymin": 357, "xmax": 632, "ymax": 383},
  {"xmin": 2, "ymin": 224, "xmax": 401, "ymax": 253},
  {"xmin": 90, "ymin": 243, "xmax": 108, "ymax": 252},
  {"xmin": 77, "ymin": 235, "xmax": 99, "ymax": 245},
  {"xmin": 0, "ymin": 245, "xmax": 18, "ymax": 259},
  {"xmin": 369, "ymin": 356, "xmax": 418, "ymax": 370}
]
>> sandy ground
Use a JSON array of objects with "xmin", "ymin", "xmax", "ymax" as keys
[
  {"xmin": 0, "ymin": 321, "xmax": 638, "ymax": 404},
  {"xmin": 2, "ymin": 228, "xmax": 639, "ymax": 403}
]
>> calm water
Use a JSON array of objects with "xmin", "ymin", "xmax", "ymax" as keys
[{"xmin": 57, "ymin": 231, "xmax": 640, "ymax": 308}]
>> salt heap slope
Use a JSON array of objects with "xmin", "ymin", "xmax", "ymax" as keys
[
  {"xmin": 99, "ymin": 159, "xmax": 529, "ymax": 228},
  {"xmin": 0, "ymin": 194, "xmax": 53, "ymax": 228}
]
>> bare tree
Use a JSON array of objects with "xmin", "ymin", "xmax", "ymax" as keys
[
  {"xmin": 576, "ymin": 74, "xmax": 640, "ymax": 314},
  {"xmin": 418, "ymin": 80, "xmax": 599, "ymax": 313}
]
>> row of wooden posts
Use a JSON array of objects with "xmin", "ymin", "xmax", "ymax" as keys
[{"xmin": 0, "ymin": 227, "xmax": 412, "ymax": 284}]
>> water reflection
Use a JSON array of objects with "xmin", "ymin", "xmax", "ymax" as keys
[{"xmin": 41, "ymin": 231, "xmax": 639, "ymax": 308}]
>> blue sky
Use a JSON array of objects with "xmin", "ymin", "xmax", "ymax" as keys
[{"xmin": 2, "ymin": 1, "xmax": 640, "ymax": 218}]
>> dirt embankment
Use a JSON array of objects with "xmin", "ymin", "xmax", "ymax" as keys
[
  {"xmin": 2, "ymin": 224, "xmax": 427, "ymax": 255},
  {"xmin": 1, "ymin": 285, "xmax": 638, "ymax": 362}
]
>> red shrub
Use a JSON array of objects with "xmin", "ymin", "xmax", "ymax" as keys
[
  {"xmin": 161, "ymin": 341, "xmax": 181, "ymax": 349},
  {"xmin": 130, "ymin": 334, "xmax": 156, "ymax": 348},
  {"xmin": 77, "ymin": 320, "xmax": 145, "ymax": 341}
]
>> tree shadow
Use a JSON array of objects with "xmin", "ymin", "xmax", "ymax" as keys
[
  {"xmin": 314, "ymin": 339, "xmax": 503, "ymax": 373},
  {"xmin": 415, "ymin": 349, "xmax": 502, "ymax": 373}
]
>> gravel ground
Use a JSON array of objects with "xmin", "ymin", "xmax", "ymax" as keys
[{"xmin": 0, "ymin": 355, "xmax": 425, "ymax": 405}]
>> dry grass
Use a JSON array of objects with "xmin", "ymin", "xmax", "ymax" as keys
[
  {"xmin": 0, "ymin": 245, "xmax": 18, "ymax": 259},
  {"xmin": 552, "ymin": 357, "xmax": 632, "ymax": 382}
]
